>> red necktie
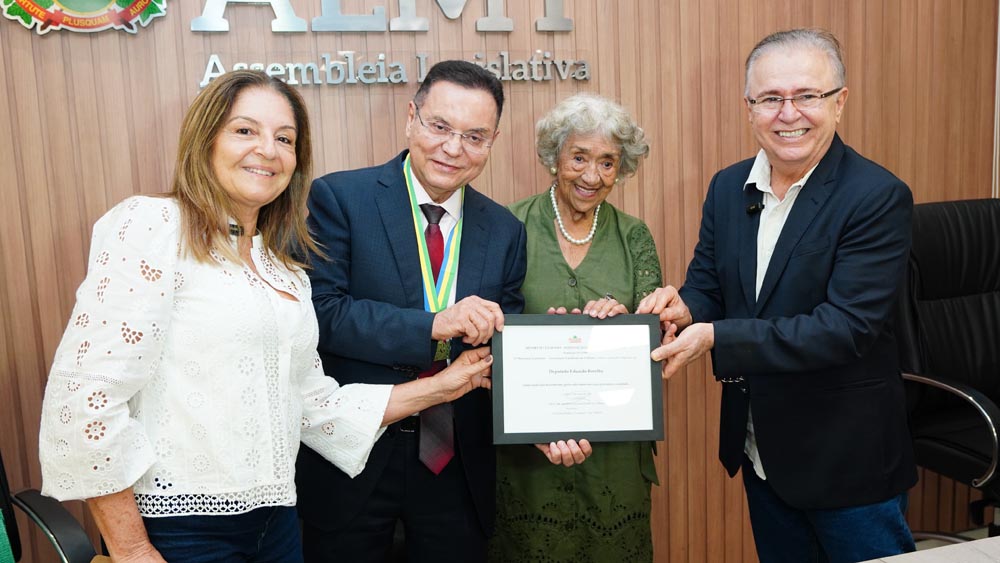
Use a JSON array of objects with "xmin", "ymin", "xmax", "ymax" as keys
[
  {"xmin": 420, "ymin": 204, "xmax": 446, "ymax": 280},
  {"xmin": 417, "ymin": 204, "xmax": 453, "ymax": 474}
]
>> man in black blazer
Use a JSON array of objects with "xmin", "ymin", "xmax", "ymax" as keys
[
  {"xmin": 295, "ymin": 61, "xmax": 527, "ymax": 562},
  {"xmin": 639, "ymin": 29, "xmax": 917, "ymax": 562}
]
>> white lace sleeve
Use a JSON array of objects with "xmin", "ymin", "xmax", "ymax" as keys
[
  {"xmin": 298, "ymin": 352, "xmax": 391, "ymax": 478},
  {"xmin": 39, "ymin": 197, "xmax": 179, "ymax": 501}
]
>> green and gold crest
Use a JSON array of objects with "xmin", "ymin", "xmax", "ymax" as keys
[{"xmin": 2, "ymin": 0, "xmax": 166, "ymax": 34}]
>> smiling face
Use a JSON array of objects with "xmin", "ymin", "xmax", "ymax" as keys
[
  {"xmin": 405, "ymin": 80, "xmax": 498, "ymax": 203},
  {"xmin": 211, "ymin": 87, "xmax": 297, "ymax": 227},
  {"xmin": 746, "ymin": 46, "xmax": 848, "ymax": 183},
  {"xmin": 553, "ymin": 132, "xmax": 621, "ymax": 219}
]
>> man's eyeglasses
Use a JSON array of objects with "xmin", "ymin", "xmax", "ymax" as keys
[
  {"xmin": 414, "ymin": 107, "xmax": 495, "ymax": 155},
  {"xmin": 746, "ymin": 87, "xmax": 844, "ymax": 114}
]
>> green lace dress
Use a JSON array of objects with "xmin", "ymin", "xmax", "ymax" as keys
[{"xmin": 490, "ymin": 192, "xmax": 662, "ymax": 563}]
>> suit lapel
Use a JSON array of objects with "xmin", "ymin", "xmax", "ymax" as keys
[
  {"xmin": 373, "ymin": 152, "xmax": 425, "ymax": 309},
  {"xmin": 456, "ymin": 188, "xmax": 488, "ymax": 299},
  {"xmin": 754, "ymin": 135, "xmax": 845, "ymax": 315},
  {"xmin": 739, "ymin": 185, "xmax": 764, "ymax": 308}
]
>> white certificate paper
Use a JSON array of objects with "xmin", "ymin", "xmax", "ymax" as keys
[{"xmin": 492, "ymin": 315, "xmax": 663, "ymax": 444}]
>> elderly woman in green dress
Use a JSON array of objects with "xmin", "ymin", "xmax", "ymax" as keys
[{"xmin": 491, "ymin": 93, "xmax": 661, "ymax": 562}]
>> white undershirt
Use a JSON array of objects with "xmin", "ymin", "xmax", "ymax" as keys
[
  {"xmin": 742, "ymin": 149, "xmax": 818, "ymax": 480},
  {"xmin": 411, "ymin": 172, "xmax": 463, "ymax": 310}
]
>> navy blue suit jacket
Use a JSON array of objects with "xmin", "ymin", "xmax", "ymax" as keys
[
  {"xmin": 680, "ymin": 134, "xmax": 917, "ymax": 510},
  {"xmin": 295, "ymin": 151, "xmax": 527, "ymax": 534}
]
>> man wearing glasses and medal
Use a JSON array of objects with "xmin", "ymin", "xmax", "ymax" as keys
[{"xmin": 295, "ymin": 60, "xmax": 540, "ymax": 563}]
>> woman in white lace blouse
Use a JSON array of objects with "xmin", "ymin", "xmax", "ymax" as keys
[{"xmin": 37, "ymin": 70, "xmax": 493, "ymax": 563}]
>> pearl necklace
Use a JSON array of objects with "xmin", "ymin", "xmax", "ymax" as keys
[{"xmin": 550, "ymin": 185, "xmax": 600, "ymax": 245}]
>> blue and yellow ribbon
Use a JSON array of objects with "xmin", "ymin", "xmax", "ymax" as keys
[{"xmin": 403, "ymin": 155, "xmax": 464, "ymax": 315}]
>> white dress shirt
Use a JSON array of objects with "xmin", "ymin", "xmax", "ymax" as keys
[
  {"xmin": 411, "ymin": 173, "xmax": 463, "ymax": 310},
  {"xmin": 742, "ymin": 150, "xmax": 818, "ymax": 480}
]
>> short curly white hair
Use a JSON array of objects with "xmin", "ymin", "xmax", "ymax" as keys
[{"xmin": 536, "ymin": 93, "xmax": 649, "ymax": 179}]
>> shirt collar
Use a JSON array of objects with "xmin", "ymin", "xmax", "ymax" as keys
[
  {"xmin": 743, "ymin": 149, "xmax": 819, "ymax": 195},
  {"xmin": 410, "ymin": 170, "xmax": 464, "ymax": 220}
]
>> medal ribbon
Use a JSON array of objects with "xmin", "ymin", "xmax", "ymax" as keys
[{"xmin": 403, "ymin": 155, "xmax": 463, "ymax": 315}]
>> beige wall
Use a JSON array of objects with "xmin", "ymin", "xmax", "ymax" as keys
[{"xmin": 1, "ymin": 1, "xmax": 996, "ymax": 561}]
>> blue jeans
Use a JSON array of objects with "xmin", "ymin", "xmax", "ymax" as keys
[
  {"xmin": 143, "ymin": 505, "xmax": 303, "ymax": 563},
  {"xmin": 742, "ymin": 458, "xmax": 915, "ymax": 563}
]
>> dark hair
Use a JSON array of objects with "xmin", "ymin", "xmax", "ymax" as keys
[
  {"xmin": 413, "ymin": 60, "xmax": 504, "ymax": 124},
  {"xmin": 170, "ymin": 70, "xmax": 319, "ymax": 269}
]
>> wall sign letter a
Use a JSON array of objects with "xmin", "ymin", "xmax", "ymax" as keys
[
  {"xmin": 192, "ymin": 0, "xmax": 307, "ymax": 32},
  {"xmin": 312, "ymin": 0, "xmax": 387, "ymax": 32}
]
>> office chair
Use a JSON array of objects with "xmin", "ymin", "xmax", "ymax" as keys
[
  {"xmin": 0, "ymin": 448, "xmax": 99, "ymax": 563},
  {"xmin": 896, "ymin": 198, "xmax": 1000, "ymax": 542}
]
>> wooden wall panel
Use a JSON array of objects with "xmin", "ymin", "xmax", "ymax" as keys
[{"xmin": 1, "ymin": 1, "xmax": 996, "ymax": 561}]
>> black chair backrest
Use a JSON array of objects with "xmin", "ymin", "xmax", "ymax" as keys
[
  {"xmin": 898, "ymin": 198, "xmax": 1000, "ymax": 408},
  {"xmin": 0, "ymin": 449, "xmax": 22, "ymax": 561}
]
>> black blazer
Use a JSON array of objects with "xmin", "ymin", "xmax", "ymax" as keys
[
  {"xmin": 295, "ymin": 151, "xmax": 527, "ymax": 534},
  {"xmin": 681, "ymin": 134, "xmax": 918, "ymax": 510}
]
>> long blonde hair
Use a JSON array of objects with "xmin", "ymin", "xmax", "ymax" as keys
[{"xmin": 169, "ymin": 70, "xmax": 320, "ymax": 269}]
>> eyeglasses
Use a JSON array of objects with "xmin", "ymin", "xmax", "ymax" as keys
[
  {"xmin": 414, "ymin": 107, "xmax": 495, "ymax": 155},
  {"xmin": 746, "ymin": 87, "xmax": 844, "ymax": 114}
]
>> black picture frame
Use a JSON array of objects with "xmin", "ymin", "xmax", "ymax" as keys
[{"xmin": 491, "ymin": 314, "xmax": 664, "ymax": 445}]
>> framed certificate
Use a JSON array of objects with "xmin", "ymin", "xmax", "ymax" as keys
[{"xmin": 491, "ymin": 314, "xmax": 664, "ymax": 445}]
